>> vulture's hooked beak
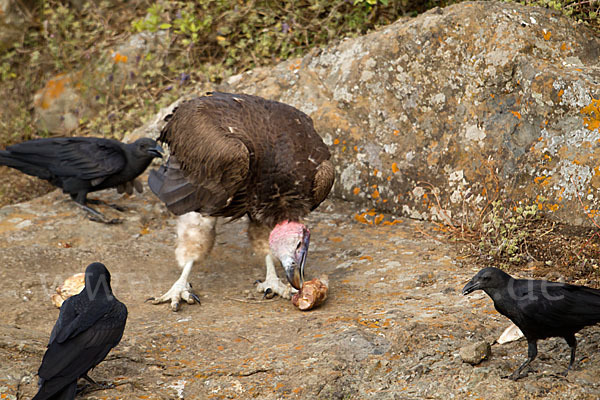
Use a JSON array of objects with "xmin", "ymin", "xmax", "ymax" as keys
[
  {"xmin": 283, "ymin": 230, "xmax": 310, "ymax": 290},
  {"xmin": 462, "ymin": 278, "xmax": 480, "ymax": 295},
  {"xmin": 148, "ymin": 144, "xmax": 165, "ymax": 158}
]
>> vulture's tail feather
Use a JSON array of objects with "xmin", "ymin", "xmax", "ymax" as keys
[{"xmin": 148, "ymin": 158, "xmax": 199, "ymax": 216}]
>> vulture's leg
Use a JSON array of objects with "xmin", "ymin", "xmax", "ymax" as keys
[
  {"xmin": 248, "ymin": 220, "xmax": 296, "ymax": 299},
  {"xmin": 148, "ymin": 212, "xmax": 216, "ymax": 311}
]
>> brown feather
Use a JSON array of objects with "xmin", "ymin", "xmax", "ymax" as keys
[{"xmin": 151, "ymin": 92, "xmax": 334, "ymax": 227}]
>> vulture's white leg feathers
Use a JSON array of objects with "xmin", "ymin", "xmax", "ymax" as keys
[
  {"xmin": 256, "ymin": 254, "xmax": 295, "ymax": 299},
  {"xmin": 150, "ymin": 212, "xmax": 216, "ymax": 311}
]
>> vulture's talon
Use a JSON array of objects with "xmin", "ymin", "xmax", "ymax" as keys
[
  {"xmin": 263, "ymin": 288, "xmax": 274, "ymax": 299},
  {"xmin": 190, "ymin": 292, "xmax": 202, "ymax": 305},
  {"xmin": 150, "ymin": 281, "xmax": 199, "ymax": 311}
]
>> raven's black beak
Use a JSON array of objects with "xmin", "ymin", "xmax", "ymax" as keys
[
  {"xmin": 462, "ymin": 278, "xmax": 479, "ymax": 295},
  {"xmin": 148, "ymin": 144, "xmax": 164, "ymax": 158}
]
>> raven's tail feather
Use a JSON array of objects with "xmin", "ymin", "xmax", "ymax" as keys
[
  {"xmin": 0, "ymin": 150, "xmax": 53, "ymax": 180},
  {"xmin": 32, "ymin": 379, "xmax": 77, "ymax": 400}
]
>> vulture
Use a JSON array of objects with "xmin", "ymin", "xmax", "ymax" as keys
[
  {"xmin": 148, "ymin": 92, "xmax": 335, "ymax": 311},
  {"xmin": 33, "ymin": 262, "xmax": 127, "ymax": 400},
  {"xmin": 0, "ymin": 137, "xmax": 163, "ymax": 223},
  {"xmin": 463, "ymin": 267, "xmax": 600, "ymax": 379}
]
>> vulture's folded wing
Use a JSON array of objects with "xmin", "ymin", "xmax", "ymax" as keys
[{"xmin": 150, "ymin": 97, "xmax": 251, "ymax": 216}]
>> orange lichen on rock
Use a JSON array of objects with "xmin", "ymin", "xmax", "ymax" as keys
[
  {"xmin": 112, "ymin": 52, "xmax": 128, "ymax": 63},
  {"xmin": 35, "ymin": 74, "xmax": 71, "ymax": 110},
  {"xmin": 292, "ymin": 277, "xmax": 329, "ymax": 311},
  {"xmin": 582, "ymin": 99, "xmax": 600, "ymax": 131},
  {"xmin": 543, "ymin": 30, "xmax": 552, "ymax": 40}
]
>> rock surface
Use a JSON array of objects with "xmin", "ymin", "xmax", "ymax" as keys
[
  {"xmin": 135, "ymin": 0, "xmax": 600, "ymax": 227},
  {"xmin": 460, "ymin": 340, "xmax": 492, "ymax": 365},
  {"xmin": 0, "ymin": 0, "xmax": 24, "ymax": 53},
  {"xmin": 33, "ymin": 31, "xmax": 168, "ymax": 134},
  {"xmin": 1, "ymin": 181, "xmax": 600, "ymax": 399},
  {"xmin": 35, "ymin": 1, "xmax": 600, "ymax": 225}
]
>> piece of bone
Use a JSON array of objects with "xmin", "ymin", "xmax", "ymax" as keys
[
  {"xmin": 292, "ymin": 276, "xmax": 329, "ymax": 311},
  {"xmin": 51, "ymin": 272, "xmax": 85, "ymax": 308},
  {"xmin": 497, "ymin": 323, "xmax": 524, "ymax": 344}
]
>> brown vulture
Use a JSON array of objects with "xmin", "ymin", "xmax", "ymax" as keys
[{"xmin": 148, "ymin": 92, "xmax": 335, "ymax": 311}]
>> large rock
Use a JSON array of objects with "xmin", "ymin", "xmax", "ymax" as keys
[
  {"xmin": 0, "ymin": 0, "xmax": 25, "ymax": 53},
  {"xmin": 132, "ymin": 1, "xmax": 600, "ymax": 226},
  {"xmin": 33, "ymin": 31, "xmax": 167, "ymax": 134}
]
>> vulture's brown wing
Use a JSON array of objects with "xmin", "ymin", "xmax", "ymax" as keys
[
  {"xmin": 150, "ymin": 92, "xmax": 334, "ymax": 222},
  {"xmin": 149, "ymin": 97, "xmax": 250, "ymax": 216}
]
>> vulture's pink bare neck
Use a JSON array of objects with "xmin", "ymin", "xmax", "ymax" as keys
[{"xmin": 269, "ymin": 220, "xmax": 306, "ymax": 251}]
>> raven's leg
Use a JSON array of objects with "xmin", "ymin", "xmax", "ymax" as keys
[
  {"xmin": 248, "ymin": 219, "xmax": 296, "ymax": 299},
  {"xmin": 87, "ymin": 198, "xmax": 127, "ymax": 212},
  {"xmin": 71, "ymin": 193, "xmax": 121, "ymax": 224},
  {"xmin": 507, "ymin": 339, "xmax": 538, "ymax": 380},
  {"xmin": 82, "ymin": 373, "xmax": 114, "ymax": 389},
  {"xmin": 147, "ymin": 212, "xmax": 216, "ymax": 311},
  {"xmin": 560, "ymin": 335, "xmax": 577, "ymax": 376}
]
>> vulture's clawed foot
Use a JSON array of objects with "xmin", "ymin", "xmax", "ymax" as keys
[
  {"xmin": 146, "ymin": 281, "xmax": 200, "ymax": 311},
  {"xmin": 255, "ymin": 277, "xmax": 296, "ymax": 300}
]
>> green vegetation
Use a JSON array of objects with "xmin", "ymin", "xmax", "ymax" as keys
[
  {"xmin": 0, "ymin": 0, "xmax": 598, "ymax": 207},
  {"xmin": 478, "ymin": 200, "xmax": 541, "ymax": 268},
  {"xmin": 1, "ymin": 0, "xmax": 448, "ymax": 147},
  {"xmin": 513, "ymin": 0, "xmax": 600, "ymax": 26},
  {"xmin": 2, "ymin": 0, "xmax": 596, "ymax": 148}
]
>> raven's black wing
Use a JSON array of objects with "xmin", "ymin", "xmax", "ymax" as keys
[
  {"xmin": 514, "ymin": 280, "xmax": 600, "ymax": 331},
  {"xmin": 4, "ymin": 138, "xmax": 126, "ymax": 184},
  {"xmin": 34, "ymin": 300, "xmax": 127, "ymax": 400}
]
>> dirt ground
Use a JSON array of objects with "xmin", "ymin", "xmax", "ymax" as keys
[{"xmin": 2, "ymin": 180, "xmax": 600, "ymax": 400}]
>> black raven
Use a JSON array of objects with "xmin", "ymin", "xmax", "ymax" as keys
[
  {"xmin": 0, "ymin": 137, "xmax": 163, "ymax": 223},
  {"xmin": 33, "ymin": 262, "xmax": 127, "ymax": 400},
  {"xmin": 463, "ymin": 267, "xmax": 600, "ymax": 379}
]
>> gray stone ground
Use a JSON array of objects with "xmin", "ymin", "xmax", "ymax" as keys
[{"xmin": 1, "ymin": 180, "xmax": 600, "ymax": 399}]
